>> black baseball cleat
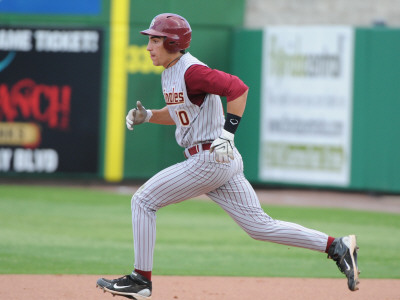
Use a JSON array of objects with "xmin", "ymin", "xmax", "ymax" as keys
[
  {"xmin": 96, "ymin": 271, "xmax": 152, "ymax": 300},
  {"xmin": 328, "ymin": 235, "xmax": 360, "ymax": 291}
]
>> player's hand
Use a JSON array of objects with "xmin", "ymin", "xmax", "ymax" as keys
[
  {"xmin": 126, "ymin": 101, "xmax": 150, "ymax": 130},
  {"xmin": 210, "ymin": 129, "xmax": 235, "ymax": 163}
]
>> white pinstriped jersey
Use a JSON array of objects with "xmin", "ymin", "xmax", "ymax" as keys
[{"xmin": 161, "ymin": 53, "xmax": 224, "ymax": 148}]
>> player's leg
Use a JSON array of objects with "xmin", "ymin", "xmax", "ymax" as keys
[
  {"xmin": 207, "ymin": 171, "xmax": 359, "ymax": 290},
  {"xmin": 207, "ymin": 172, "xmax": 329, "ymax": 252},
  {"xmin": 97, "ymin": 156, "xmax": 232, "ymax": 299},
  {"xmin": 131, "ymin": 153, "xmax": 236, "ymax": 273}
]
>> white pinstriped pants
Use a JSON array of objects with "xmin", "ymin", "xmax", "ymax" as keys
[{"xmin": 131, "ymin": 147, "xmax": 328, "ymax": 271}]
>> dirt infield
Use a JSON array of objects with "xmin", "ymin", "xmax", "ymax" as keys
[
  {"xmin": 91, "ymin": 183, "xmax": 400, "ymax": 214},
  {"xmin": 1, "ymin": 275, "xmax": 399, "ymax": 300}
]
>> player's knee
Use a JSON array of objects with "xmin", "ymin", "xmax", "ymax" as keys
[
  {"xmin": 131, "ymin": 193, "xmax": 157, "ymax": 214},
  {"xmin": 131, "ymin": 193, "xmax": 143, "ymax": 211},
  {"xmin": 246, "ymin": 230, "xmax": 264, "ymax": 241},
  {"xmin": 241, "ymin": 217, "xmax": 276, "ymax": 240}
]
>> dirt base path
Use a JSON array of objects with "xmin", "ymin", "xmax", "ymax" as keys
[
  {"xmin": 92, "ymin": 184, "xmax": 400, "ymax": 214},
  {"xmin": 1, "ymin": 275, "xmax": 399, "ymax": 300}
]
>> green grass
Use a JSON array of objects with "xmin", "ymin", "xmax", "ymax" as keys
[{"xmin": 0, "ymin": 185, "xmax": 399, "ymax": 278}]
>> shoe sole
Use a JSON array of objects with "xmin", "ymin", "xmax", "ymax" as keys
[
  {"xmin": 348, "ymin": 234, "xmax": 360, "ymax": 291},
  {"xmin": 96, "ymin": 284, "xmax": 152, "ymax": 300}
]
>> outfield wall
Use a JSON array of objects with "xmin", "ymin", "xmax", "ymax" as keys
[
  {"xmin": 232, "ymin": 27, "xmax": 400, "ymax": 193},
  {"xmin": 0, "ymin": 0, "xmax": 245, "ymax": 179},
  {"xmin": 1, "ymin": 2, "xmax": 400, "ymax": 193}
]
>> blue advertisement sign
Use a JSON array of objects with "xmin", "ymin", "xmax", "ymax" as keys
[{"xmin": 0, "ymin": 0, "xmax": 101, "ymax": 15}]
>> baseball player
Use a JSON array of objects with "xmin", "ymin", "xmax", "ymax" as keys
[{"xmin": 97, "ymin": 13, "xmax": 360, "ymax": 300}]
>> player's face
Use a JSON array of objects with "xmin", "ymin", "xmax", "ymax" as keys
[{"xmin": 146, "ymin": 36, "xmax": 174, "ymax": 68}]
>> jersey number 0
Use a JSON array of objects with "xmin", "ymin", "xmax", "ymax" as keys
[{"xmin": 176, "ymin": 110, "xmax": 190, "ymax": 126}]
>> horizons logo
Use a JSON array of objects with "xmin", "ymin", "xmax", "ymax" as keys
[{"xmin": 268, "ymin": 35, "xmax": 344, "ymax": 78}]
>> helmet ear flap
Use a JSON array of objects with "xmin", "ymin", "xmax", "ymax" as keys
[
  {"xmin": 164, "ymin": 36, "xmax": 180, "ymax": 52},
  {"xmin": 164, "ymin": 38, "xmax": 178, "ymax": 52}
]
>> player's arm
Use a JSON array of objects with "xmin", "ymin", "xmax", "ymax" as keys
[
  {"xmin": 148, "ymin": 105, "xmax": 175, "ymax": 125},
  {"xmin": 185, "ymin": 64, "xmax": 248, "ymax": 120},
  {"xmin": 185, "ymin": 65, "xmax": 249, "ymax": 162},
  {"xmin": 126, "ymin": 102, "xmax": 174, "ymax": 130},
  {"xmin": 226, "ymin": 89, "xmax": 248, "ymax": 117},
  {"xmin": 210, "ymin": 90, "xmax": 248, "ymax": 162}
]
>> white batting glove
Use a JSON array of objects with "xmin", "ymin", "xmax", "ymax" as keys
[
  {"xmin": 126, "ymin": 101, "xmax": 153, "ymax": 130},
  {"xmin": 210, "ymin": 129, "xmax": 235, "ymax": 163}
]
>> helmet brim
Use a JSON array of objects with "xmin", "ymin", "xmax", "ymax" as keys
[{"xmin": 140, "ymin": 28, "xmax": 170, "ymax": 37}]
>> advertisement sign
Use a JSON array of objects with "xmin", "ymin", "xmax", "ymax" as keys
[
  {"xmin": 260, "ymin": 27, "xmax": 354, "ymax": 186},
  {"xmin": 0, "ymin": 0, "xmax": 101, "ymax": 15},
  {"xmin": 0, "ymin": 26, "xmax": 103, "ymax": 174}
]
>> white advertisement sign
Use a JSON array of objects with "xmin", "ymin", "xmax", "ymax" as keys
[{"xmin": 260, "ymin": 27, "xmax": 354, "ymax": 186}]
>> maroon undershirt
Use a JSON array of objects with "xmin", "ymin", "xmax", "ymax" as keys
[{"xmin": 184, "ymin": 64, "xmax": 249, "ymax": 106}]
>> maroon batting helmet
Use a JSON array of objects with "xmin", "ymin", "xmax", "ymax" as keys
[{"xmin": 140, "ymin": 13, "xmax": 192, "ymax": 53}]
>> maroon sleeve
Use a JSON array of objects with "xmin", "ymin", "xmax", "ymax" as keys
[{"xmin": 184, "ymin": 64, "xmax": 248, "ymax": 102}]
